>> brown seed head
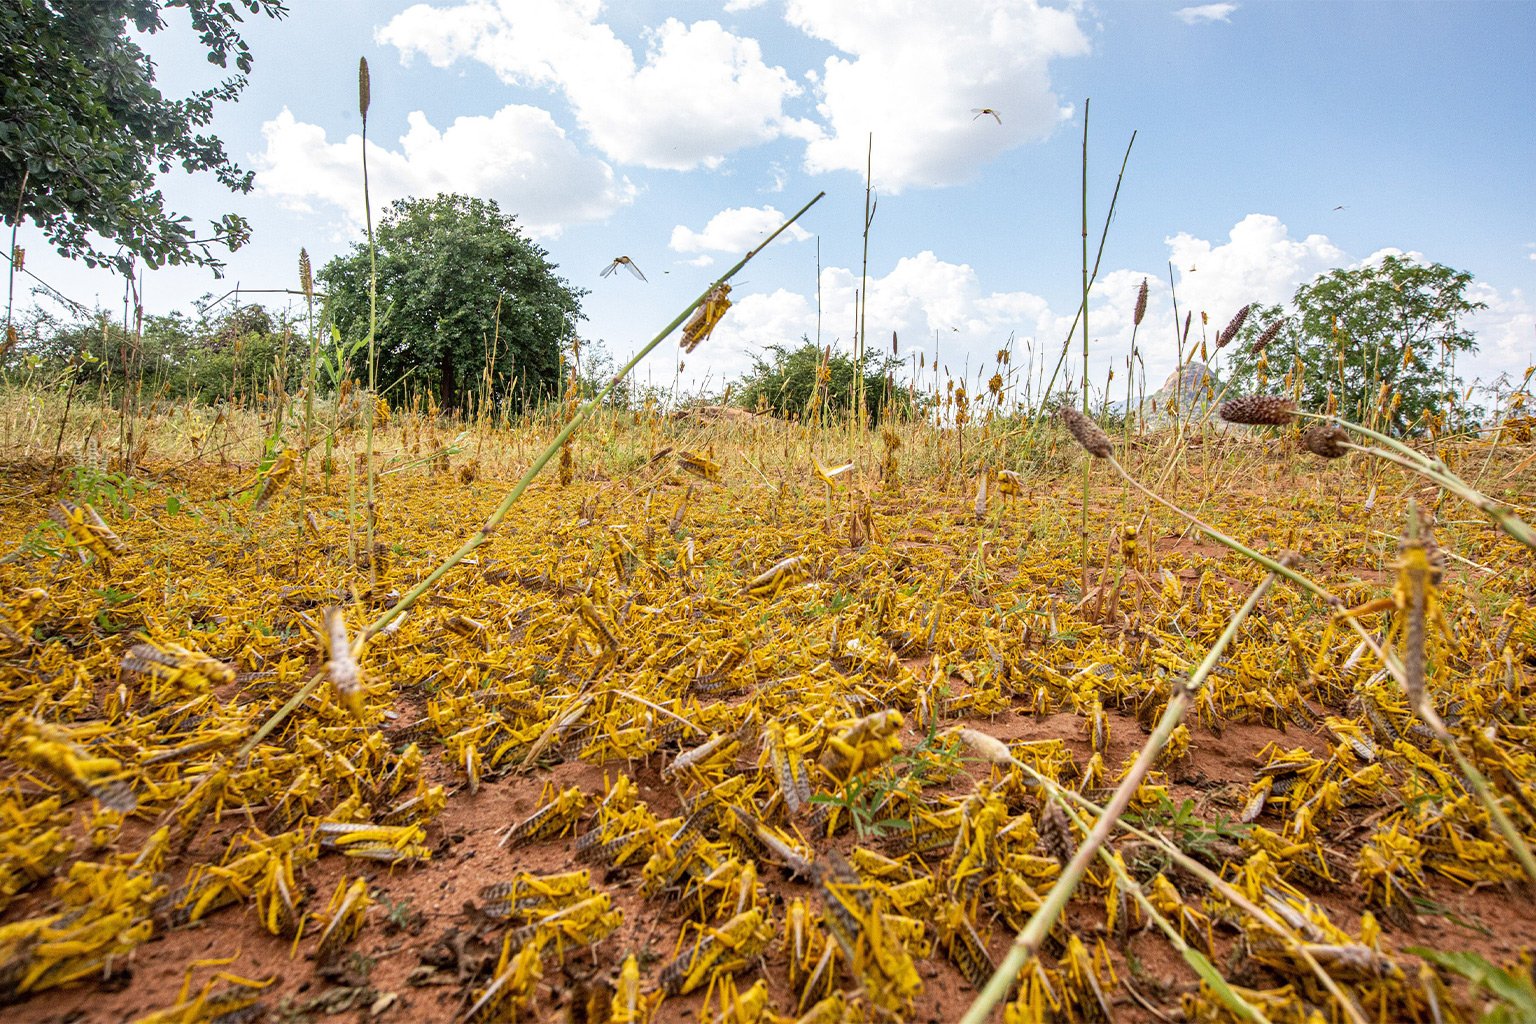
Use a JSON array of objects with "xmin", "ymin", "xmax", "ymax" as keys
[
  {"xmin": 1301, "ymin": 423, "xmax": 1349, "ymax": 459},
  {"xmin": 1060, "ymin": 406, "xmax": 1113, "ymax": 458},
  {"xmin": 358, "ymin": 57, "xmax": 371, "ymax": 121},
  {"xmin": 1215, "ymin": 304, "xmax": 1252, "ymax": 349},
  {"xmin": 299, "ymin": 248, "xmax": 313, "ymax": 299},
  {"xmin": 1219, "ymin": 395, "xmax": 1298, "ymax": 426},
  {"xmin": 1252, "ymin": 319, "xmax": 1283, "ymax": 355},
  {"xmin": 1133, "ymin": 277, "xmax": 1148, "ymax": 327}
]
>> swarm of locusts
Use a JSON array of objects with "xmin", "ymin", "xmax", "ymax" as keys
[{"xmin": 0, "ymin": 392, "xmax": 1533, "ymax": 1024}]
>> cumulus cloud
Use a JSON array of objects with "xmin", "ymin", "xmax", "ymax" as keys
[
  {"xmin": 670, "ymin": 205, "xmax": 812, "ymax": 254},
  {"xmin": 785, "ymin": 0, "xmax": 1090, "ymax": 190},
  {"xmin": 377, "ymin": 1, "xmax": 803, "ymax": 170},
  {"xmin": 1175, "ymin": 4, "xmax": 1238, "ymax": 24},
  {"xmin": 673, "ymin": 214, "xmax": 1529, "ymax": 407},
  {"xmin": 254, "ymin": 106, "xmax": 635, "ymax": 238},
  {"xmin": 1464, "ymin": 283, "xmax": 1536, "ymax": 387},
  {"xmin": 689, "ymin": 250, "xmax": 1071, "ymax": 387},
  {"xmin": 680, "ymin": 215, "xmax": 1356, "ymax": 401},
  {"xmin": 1165, "ymin": 214, "xmax": 1344, "ymax": 323}
]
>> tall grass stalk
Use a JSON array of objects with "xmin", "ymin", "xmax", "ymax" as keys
[
  {"xmin": 297, "ymin": 249, "xmax": 316, "ymax": 532},
  {"xmin": 1121, "ymin": 278, "xmax": 1148, "ymax": 513},
  {"xmin": 959, "ymin": 567, "xmax": 1283, "ymax": 1024},
  {"xmin": 1028, "ymin": 126, "xmax": 1135, "ymax": 426},
  {"xmin": 1079, "ymin": 99, "xmax": 1090, "ymax": 593},
  {"xmin": 359, "ymin": 57, "xmax": 380, "ymax": 594},
  {"xmin": 856, "ymin": 133, "xmax": 875, "ymax": 436}
]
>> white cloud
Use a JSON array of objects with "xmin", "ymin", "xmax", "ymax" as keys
[
  {"xmin": 689, "ymin": 250, "xmax": 1068, "ymax": 386},
  {"xmin": 683, "ymin": 215, "xmax": 1353, "ymax": 401},
  {"xmin": 670, "ymin": 205, "xmax": 812, "ymax": 253},
  {"xmin": 378, "ymin": 1, "xmax": 803, "ymax": 170},
  {"xmin": 254, "ymin": 106, "xmax": 635, "ymax": 238},
  {"xmin": 1464, "ymin": 284, "xmax": 1536, "ymax": 388},
  {"xmin": 669, "ymin": 215, "xmax": 1533, "ymax": 407},
  {"xmin": 1165, "ymin": 214, "xmax": 1344, "ymax": 324},
  {"xmin": 724, "ymin": 0, "xmax": 769, "ymax": 10},
  {"xmin": 785, "ymin": 0, "xmax": 1090, "ymax": 190},
  {"xmin": 1175, "ymin": 4, "xmax": 1238, "ymax": 25}
]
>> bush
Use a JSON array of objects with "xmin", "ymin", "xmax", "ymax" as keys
[{"xmin": 732, "ymin": 340, "xmax": 921, "ymax": 425}]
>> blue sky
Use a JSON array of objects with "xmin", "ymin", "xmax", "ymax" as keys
[{"xmin": 12, "ymin": 0, "xmax": 1535, "ymax": 402}]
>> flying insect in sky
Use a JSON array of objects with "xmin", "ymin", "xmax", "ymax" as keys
[
  {"xmin": 601, "ymin": 256, "xmax": 647, "ymax": 281},
  {"xmin": 971, "ymin": 108, "xmax": 1002, "ymax": 124}
]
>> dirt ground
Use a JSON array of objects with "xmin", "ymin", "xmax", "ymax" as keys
[{"xmin": 3, "ymin": 440, "xmax": 1535, "ymax": 1024}]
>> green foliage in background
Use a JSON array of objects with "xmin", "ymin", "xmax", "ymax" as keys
[
  {"xmin": 319, "ymin": 193, "xmax": 586, "ymax": 414},
  {"xmin": 1221, "ymin": 255, "xmax": 1483, "ymax": 434},
  {"xmin": 14, "ymin": 303, "xmax": 304, "ymax": 405},
  {"xmin": 0, "ymin": 0, "xmax": 288, "ymax": 274},
  {"xmin": 733, "ymin": 339, "xmax": 921, "ymax": 425}
]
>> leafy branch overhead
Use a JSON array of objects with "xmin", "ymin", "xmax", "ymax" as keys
[{"xmin": 0, "ymin": 0, "xmax": 288, "ymax": 275}]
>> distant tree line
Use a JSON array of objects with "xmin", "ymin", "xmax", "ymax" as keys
[{"xmin": 3, "ymin": 233, "xmax": 1496, "ymax": 437}]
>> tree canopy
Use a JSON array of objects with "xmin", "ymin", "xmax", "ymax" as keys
[
  {"xmin": 1221, "ymin": 254, "xmax": 1483, "ymax": 434},
  {"xmin": 733, "ymin": 339, "xmax": 918, "ymax": 425},
  {"xmin": 0, "ymin": 0, "xmax": 288, "ymax": 275},
  {"xmin": 319, "ymin": 194, "xmax": 586, "ymax": 413}
]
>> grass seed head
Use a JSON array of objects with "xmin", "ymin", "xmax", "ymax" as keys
[
  {"xmin": 1215, "ymin": 304, "xmax": 1252, "ymax": 349},
  {"xmin": 1302, "ymin": 423, "xmax": 1350, "ymax": 459},
  {"xmin": 299, "ymin": 249, "xmax": 312, "ymax": 299},
  {"xmin": 1060, "ymin": 406, "xmax": 1113, "ymax": 459},
  {"xmin": 358, "ymin": 57, "xmax": 371, "ymax": 121},
  {"xmin": 1133, "ymin": 277, "xmax": 1148, "ymax": 327},
  {"xmin": 1252, "ymin": 319, "xmax": 1283, "ymax": 354},
  {"xmin": 1219, "ymin": 395, "xmax": 1298, "ymax": 426}
]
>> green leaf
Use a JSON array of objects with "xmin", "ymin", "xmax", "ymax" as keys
[{"xmin": 1408, "ymin": 947, "xmax": 1536, "ymax": 1015}]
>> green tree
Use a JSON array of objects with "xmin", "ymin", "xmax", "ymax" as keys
[
  {"xmin": 319, "ymin": 194, "xmax": 585, "ymax": 413},
  {"xmin": 0, "ymin": 0, "xmax": 288, "ymax": 274},
  {"xmin": 1222, "ymin": 255, "xmax": 1483, "ymax": 434},
  {"xmin": 21, "ymin": 303, "xmax": 304, "ymax": 404},
  {"xmin": 733, "ymin": 339, "xmax": 917, "ymax": 425}
]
